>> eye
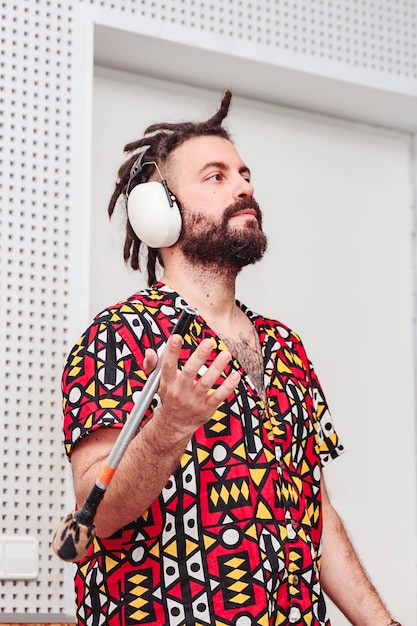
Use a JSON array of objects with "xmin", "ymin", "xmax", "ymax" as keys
[
  {"xmin": 240, "ymin": 170, "xmax": 251, "ymax": 184},
  {"xmin": 205, "ymin": 172, "xmax": 224, "ymax": 182}
]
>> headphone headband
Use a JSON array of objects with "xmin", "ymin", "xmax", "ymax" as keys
[{"xmin": 129, "ymin": 147, "xmax": 151, "ymax": 182}]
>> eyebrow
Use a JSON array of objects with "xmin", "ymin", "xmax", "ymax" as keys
[{"xmin": 199, "ymin": 161, "xmax": 251, "ymax": 178}]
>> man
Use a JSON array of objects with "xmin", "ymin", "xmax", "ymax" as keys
[{"xmin": 62, "ymin": 91, "xmax": 399, "ymax": 625}]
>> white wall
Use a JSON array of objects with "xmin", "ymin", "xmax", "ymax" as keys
[{"xmin": 91, "ymin": 67, "xmax": 416, "ymax": 624}]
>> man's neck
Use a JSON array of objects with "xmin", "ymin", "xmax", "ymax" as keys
[{"xmin": 160, "ymin": 257, "xmax": 240, "ymax": 327}]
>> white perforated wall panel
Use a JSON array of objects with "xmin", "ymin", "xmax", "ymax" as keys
[
  {"xmin": 0, "ymin": 0, "xmax": 415, "ymax": 619},
  {"xmin": 82, "ymin": 0, "xmax": 417, "ymax": 79},
  {"xmin": 0, "ymin": 0, "xmax": 73, "ymax": 618}
]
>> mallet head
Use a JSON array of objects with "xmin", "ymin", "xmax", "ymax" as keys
[{"xmin": 53, "ymin": 511, "xmax": 96, "ymax": 563}]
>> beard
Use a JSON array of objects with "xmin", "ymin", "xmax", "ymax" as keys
[{"xmin": 178, "ymin": 197, "xmax": 268, "ymax": 269}]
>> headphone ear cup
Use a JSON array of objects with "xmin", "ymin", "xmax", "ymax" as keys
[{"xmin": 127, "ymin": 181, "xmax": 182, "ymax": 248}]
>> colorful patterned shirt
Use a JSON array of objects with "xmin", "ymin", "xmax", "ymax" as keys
[{"xmin": 62, "ymin": 283, "xmax": 343, "ymax": 626}]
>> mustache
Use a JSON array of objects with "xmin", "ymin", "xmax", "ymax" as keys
[{"xmin": 223, "ymin": 197, "xmax": 263, "ymax": 226}]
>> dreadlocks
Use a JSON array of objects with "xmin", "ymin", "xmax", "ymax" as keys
[{"xmin": 107, "ymin": 90, "xmax": 233, "ymax": 286}]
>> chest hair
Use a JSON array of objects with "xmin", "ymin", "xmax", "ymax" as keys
[{"xmin": 218, "ymin": 327, "xmax": 266, "ymax": 404}]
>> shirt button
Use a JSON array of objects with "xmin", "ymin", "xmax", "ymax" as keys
[{"xmin": 292, "ymin": 574, "xmax": 299, "ymax": 585}]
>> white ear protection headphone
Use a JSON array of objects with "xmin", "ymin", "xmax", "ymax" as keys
[{"xmin": 126, "ymin": 151, "xmax": 182, "ymax": 249}]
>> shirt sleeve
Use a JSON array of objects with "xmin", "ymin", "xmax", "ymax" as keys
[
  {"xmin": 62, "ymin": 318, "xmax": 149, "ymax": 458},
  {"xmin": 308, "ymin": 362, "xmax": 345, "ymax": 467}
]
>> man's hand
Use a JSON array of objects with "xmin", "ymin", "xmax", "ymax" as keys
[
  {"xmin": 150, "ymin": 334, "xmax": 240, "ymax": 438},
  {"xmin": 71, "ymin": 334, "xmax": 240, "ymax": 537}
]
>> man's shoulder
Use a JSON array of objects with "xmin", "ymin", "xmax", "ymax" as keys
[
  {"xmin": 260, "ymin": 314, "xmax": 301, "ymax": 341},
  {"xmin": 93, "ymin": 284, "xmax": 177, "ymax": 322},
  {"xmin": 240, "ymin": 302, "xmax": 303, "ymax": 345}
]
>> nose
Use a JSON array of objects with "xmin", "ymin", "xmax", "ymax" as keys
[{"xmin": 234, "ymin": 175, "xmax": 254, "ymax": 200}]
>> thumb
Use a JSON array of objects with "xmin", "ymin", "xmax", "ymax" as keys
[{"xmin": 143, "ymin": 348, "xmax": 158, "ymax": 375}]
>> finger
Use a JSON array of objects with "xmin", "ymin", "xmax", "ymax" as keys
[
  {"xmin": 194, "ymin": 349, "xmax": 233, "ymax": 395},
  {"xmin": 143, "ymin": 348, "xmax": 158, "ymax": 375},
  {"xmin": 204, "ymin": 369, "xmax": 241, "ymax": 407},
  {"xmin": 159, "ymin": 334, "xmax": 184, "ymax": 382},
  {"xmin": 180, "ymin": 338, "xmax": 215, "ymax": 381}
]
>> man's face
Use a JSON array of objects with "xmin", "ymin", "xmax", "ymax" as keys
[{"xmin": 168, "ymin": 135, "xmax": 267, "ymax": 269}]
